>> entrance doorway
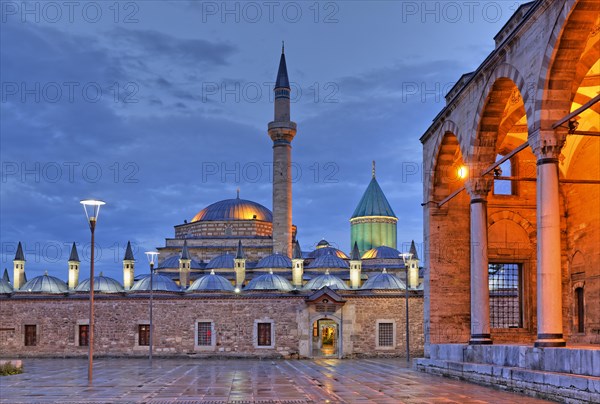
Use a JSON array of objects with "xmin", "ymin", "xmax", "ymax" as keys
[{"xmin": 312, "ymin": 319, "xmax": 338, "ymax": 357}]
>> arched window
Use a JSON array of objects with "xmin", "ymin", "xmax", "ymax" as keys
[
  {"xmin": 575, "ymin": 287, "xmax": 584, "ymax": 333},
  {"xmin": 493, "ymin": 154, "xmax": 515, "ymax": 195}
]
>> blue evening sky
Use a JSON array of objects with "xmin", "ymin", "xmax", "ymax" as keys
[{"xmin": 1, "ymin": 1, "xmax": 528, "ymax": 280}]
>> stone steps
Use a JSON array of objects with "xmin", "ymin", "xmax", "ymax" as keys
[{"xmin": 415, "ymin": 357, "xmax": 600, "ymax": 404}]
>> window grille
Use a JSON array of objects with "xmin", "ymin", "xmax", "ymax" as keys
[
  {"xmin": 78, "ymin": 325, "xmax": 89, "ymax": 346},
  {"xmin": 378, "ymin": 322, "xmax": 394, "ymax": 347},
  {"xmin": 138, "ymin": 324, "xmax": 150, "ymax": 346},
  {"xmin": 576, "ymin": 287, "xmax": 585, "ymax": 333},
  {"xmin": 489, "ymin": 263, "xmax": 522, "ymax": 328},
  {"xmin": 257, "ymin": 323, "xmax": 271, "ymax": 346},
  {"xmin": 197, "ymin": 322, "xmax": 212, "ymax": 346},
  {"xmin": 24, "ymin": 325, "xmax": 36, "ymax": 346}
]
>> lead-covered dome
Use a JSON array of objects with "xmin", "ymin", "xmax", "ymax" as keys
[
  {"xmin": 18, "ymin": 273, "xmax": 68, "ymax": 294},
  {"xmin": 245, "ymin": 271, "xmax": 293, "ymax": 291},
  {"xmin": 255, "ymin": 253, "xmax": 292, "ymax": 269},
  {"xmin": 192, "ymin": 198, "xmax": 272, "ymax": 222},
  {"xmin": 206, "ymin": 253, "xmax": 235, "ymax": 270},
  {"xmin": 361, "ymin": 270, "xmax": 406, "ymax": 290},
  {"xmin": 75, "ymin": 273, "xmax": 124, "ymax": 293},
  {"xmin": 0, "ymin": 278, "xmax": 13, "ymax": 294},
  {"xmin": 130, "ymin": 273, "xmax": 180, "ymax": 292},
  {"xmin": 303, "ymin": 271, "xmax": 349, "ymax": 290},
  {"xmin": 307, "ymin": 253, "xmax": 349, "ymax": 269},
  {"xmin": 362, "ymin": 245, "xmax": 402, "ymax": 260},
  {"xmin": 187, "ymin": 270, "xmax": 235, "ymax": 292}
]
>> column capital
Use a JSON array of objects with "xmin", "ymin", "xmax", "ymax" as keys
[
  {"xmin": 529, "ymin": 128, "xmax": 567, "ymax": 161},
  {"xmin": 466, "ymin": 176, "xmax": 493, "ymax": 200}
]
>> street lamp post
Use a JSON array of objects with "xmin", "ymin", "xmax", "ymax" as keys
[
  {"xmin": 145, "ymin": 251, "xmax": 159, "ymax": 364},
  {"xmin": 400, "ymin": 252, "xmax": 413, "ymax": 364},
  {"xmin": 80, "ymin": 199, "xmax": 105, "ymax": 384}
]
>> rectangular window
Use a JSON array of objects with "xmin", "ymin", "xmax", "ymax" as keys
[
  {"xmin": 257, "ymin": 323, "xmax": 271, "ymax": 346},
  {"xmin": 493, "ymin": 155, "xmax": 515, "ymax": 195},
  {"xmin": 24, "ymin": 325, "xmax": 36, "ymax": 346},
  {"xmin": 378, "ymin": 322, "xmax": 394, "ymax": 347},
  {"xmin": 576, "ymin": 288, "xmax": 584, "ymax": 333},
  {"xmin": 197, "ymin": 322, "xmax": 212, "ymax": 346},
  {"xmin": 78, "ymin": 325, "xmax": 89, "ymax": 347},
  {"xmin": 138, "ymin": 324, "xmax": 150, "ymax": 346},
  {"xmin": 489, "ymin": 263, "xmax": 523, "ymax": 328}
]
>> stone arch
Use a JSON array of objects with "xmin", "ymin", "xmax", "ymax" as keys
[
  {"xmin": 488, "ymin": 210, "xmax": 536, "ymax": 244},
  {"xmin": 534, "ymin": 0, "xmax": 600, "ymax": 131},
  {"xmin": 469, "ymin": 65, "xmax": 530, "ymax": 166},
  {"xmin": 426, "ymin": 121, "xmax": 465, "ymax": 200},
  {"xmin": 430, "ymin": 132, "xmax": 466, "ymax": 203}
]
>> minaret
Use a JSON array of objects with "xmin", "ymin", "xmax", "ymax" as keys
[
  {"xmin": 13, "ymin": 242, "xmax": 25, "ymax": 289},
  {"xmin": 291, "ymin": 240, "xmax": 304, "ymax": 287},
  {"xmin": 123, "ymin": 241, "xmax": 135, "ymax": 290},
  {"xmin": 179, "ymin": 240, "xmax": 191, "ymax": 288},
  {"xmin": 68, "ymin": 242, "xmax": 80, "ymax": 289},
  {"xmin": 349, "ymin": 241, "xmax": 362, "ymax": 289},
  {"xmin": 268, "ymin": 43, "xmax": 297, "ymax": 257},
  {"xmin": 408, "ymin": 240, "xmax": 420, "ymax": 289},
  {"xmin": 234, "ymin": 240, "xmax": 246, "ymax": 288}
]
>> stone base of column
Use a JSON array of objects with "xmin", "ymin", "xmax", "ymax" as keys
[
  {"xmin": 469, "ymin": 334, "xmax": 493, "ymax": 345},
  {"xmin": 534, "ymin": 333, "xmax": 566, "ymax": 347}
]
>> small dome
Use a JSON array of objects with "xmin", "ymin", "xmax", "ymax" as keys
[
  {"xmin": 130, "ymin": 274, "xmax": 180, "ymax": 292},
  {"xmin": 18, "ymin": 273, "xmax": 68, "ymax": 294},
  {"xmin": 206, "ymin": 253, "xmax": 235, "ymax": 270},
  {"xmin": 307, "ymin": 253, "xmax": 349, "ymax": 269},
  {"xmin": 361, "ymin": 270, "xmax": 406, "ymax": 290},
  {"xmin": 187, "ymin": 271, "xmax": 235, "ymax": 292},
  {"xmin": 308, "ymin": 246, "xmax": 349, "ymax": 259},
  {"xmin": 316, "ymin": 239, "xmax": 330, "ymax": 248},
  {"xmin": 303, "ymin": 272, "xmax": 349, "ymax": 290},
  {"xmin": 158, "ymin": 255, "xmax": 204, "ymax": 270},
  {"xmin": 0, "ymin": 278, "xmax": 13, "ymax": 294},
  {"xmin": 361, "ymin": 246, "xmax": 402, "ymax": 260},
  {"xmin": 75, "ymin": 274, "xmax": 124, "ymax": 293},
  {"xmin": 255, "ymin": 253, "xmax": 292, "ymax": 269},
  {"xmin": 192, "ymin": 198, "xmax": 272, "ymax": 222},
  {"xmin": 245, "ymin": 272, "xmax": 293, "ymax": 291}
]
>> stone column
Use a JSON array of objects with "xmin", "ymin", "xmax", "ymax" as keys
[
  {"xmin": 530, "ymin": 129, "xmax": 566, "ymax": 347},
  {"xmin": 466, "ymin": 176, "xmax": 493, "ymax": 345}
]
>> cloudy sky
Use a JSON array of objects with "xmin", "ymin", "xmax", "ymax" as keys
[{"xmin": 1, "ymin": 0, "xmax": 528, "ymax": 280}]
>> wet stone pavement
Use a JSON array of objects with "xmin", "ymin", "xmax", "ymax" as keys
[{"xmin": 0, "ymin": 358, "xmax": 553, "ymax": 403}]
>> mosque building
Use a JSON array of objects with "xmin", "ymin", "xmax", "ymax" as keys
[{"xmin": 0, "ymin": 47, "xmax": 423, "ymax": 360}]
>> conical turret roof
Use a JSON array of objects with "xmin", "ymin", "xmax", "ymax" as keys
[
  {"xmin": 351, "ymin": 242, "xmax": 361, "ymax": 260},
  {"xmin": 409, "ymin": 240, "xmax": 419, "ymax": 260},
  {"xmin": 292, "ymin": 240, "xmax": 303, "ymax": 259},
  {"xmin": 181, "ymin": 240, "xmax": 191, "ymax": 260},
  {"xmin": 124, "ymin": 241, "xmax": 135, "ymax": 261},
  {"xmin": 68, "ymin": 242, "xmax": 80, "ymax": 262},
  {"xmin": 351, "ymin": 177, "xmax": 396, "ymax": 219},
  {"xmin": 2, "ymin": 268, "xmax": 9, "ymax": 282},
  {"xmin": 14, "ymin": 242, "xmax": 25, "ymax": 261},
  {"xmin": 275, "ymin": 44, "xmax": 290, "ymax": 89},
  {"xmin": 235, "ymin": 240, "xmax": 245, "ymax": 259}
]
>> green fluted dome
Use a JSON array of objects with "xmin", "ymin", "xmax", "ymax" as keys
[{"xmin": 351, "ymin": 177, "xmax": 396, "ymax": 219}]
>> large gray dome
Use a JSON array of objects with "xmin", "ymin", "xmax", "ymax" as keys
[
  {"xmin": 0, "ymin": 278, "xmax": 13, "ymax": 294},
  {"xmin": 255, "ymin": 253, "xmax": 292, "ymax": 269},
  {"xmin": 130, "ymin": 273, "xmax": 180, "ymax": 292},
  {"xmin": 18, "ymin": 273, "xmax": 68, "ymax": 294},
  {"xmin": 303, "ymin": 272, "xmax": 349, "ymax": 290},
  {"xmin": 361, "ymin": 270, "xmax": 406, "ymax": 290},
  {"xmin": 206, "ymin": 253, "xmax": 235, "ymax": 270},
  {"xmin": 187, "ymin": 271, "xmax": 235, "ymax": 292},
  {"xmin": 307, "ymin": 253, "xmax": 349, "ymax": 269},
  {"xmin": 245, "ymin": 272, "xmax": 293, "ymax": 292},
  {"xmin": 75, "ymin": 274, "xmax": 124, "ymax": 293}
]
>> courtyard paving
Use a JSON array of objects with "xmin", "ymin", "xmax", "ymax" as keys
[{"xmin": 0, "ymin": 358, "xmax": 553, "ymax": 404}]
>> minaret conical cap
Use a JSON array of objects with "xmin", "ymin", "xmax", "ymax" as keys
[
  {"xmin": 275, "ymin": 44, "xmax": 290, "ymax": 89},
  {"xmin": 14, "ymin": 242, "xmax": 25, "ymax": 261},
  {"xmin": 181, "ymin": 240, "xmax": 191, "ymax": 260},
  {"xmin": 68, "ymin": 242, "xmax": 80, "ymax": 262},
  {"xmin": 124, "ymin": 241, "xmax": 135, "ymax": 261}
]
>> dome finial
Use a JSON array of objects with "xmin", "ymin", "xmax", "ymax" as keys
[
  {"xmin": 236, "ymin": 187, "xmax": 240, "ymax": 199},
  {"xmin": 372, "ymin": 160, "xmax": 376, "ymax": 178}
]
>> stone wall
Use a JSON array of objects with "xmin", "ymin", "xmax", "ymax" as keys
[{"xmin": 0, "ymin": 293, "xmax": 424, "ymax": 359}]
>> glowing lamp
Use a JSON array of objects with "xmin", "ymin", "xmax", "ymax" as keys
[
  {"xmin": 457, "ymin": 165, "xmax": 468, "ymax": 179},
  {"xmin": 145, "ymin": 251, "xmax": 159, "ymax": 267},
  {"xmin": 80, "ymin": 200, "xmax": 106, "ymax": 225}
]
